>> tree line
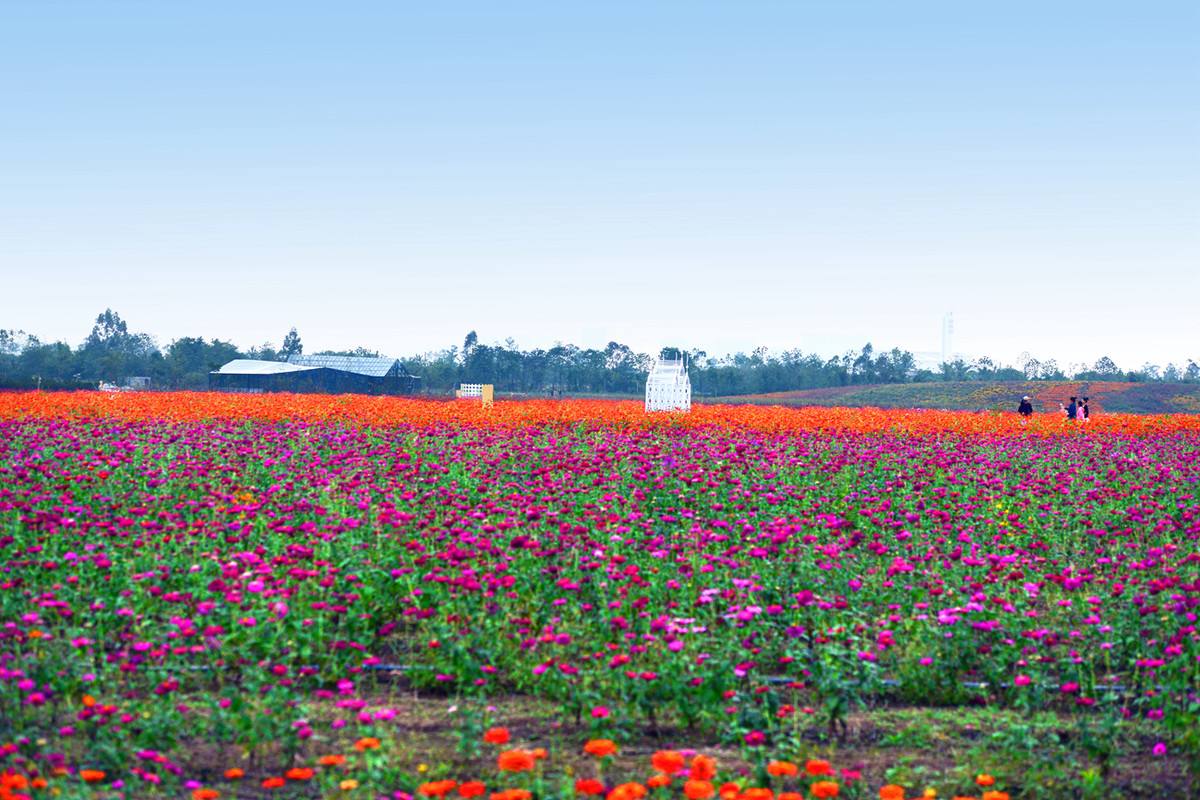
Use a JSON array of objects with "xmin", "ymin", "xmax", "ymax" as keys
[{"xmin": 2, "ymin": 310, "xmax": 1198, "ymax": 395}]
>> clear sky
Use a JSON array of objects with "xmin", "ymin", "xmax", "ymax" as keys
[{"xmin": 2, "ymin": 1, "xmax": 1197, "ymax": 370}]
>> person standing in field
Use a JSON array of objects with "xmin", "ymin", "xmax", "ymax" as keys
[
  {"xmin": 1081, "ymin": 397, "xmax": 1090, "ymax": 422},
  {"xmin": 1065, "ymin": 397, "xmax": 1077, "ymax": 420},
  {"xmin": 1018, "ymin": 395, "xmax": 1034, "ymax": 423}
]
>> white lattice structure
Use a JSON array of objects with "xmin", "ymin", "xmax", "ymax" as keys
[
  {"xmin": 644, "ymin": 356, "xmax": 691, "ymax": 412},
  {"xmin": 456, "ymin": 384, "xmax": 494, "ymax": 407}
]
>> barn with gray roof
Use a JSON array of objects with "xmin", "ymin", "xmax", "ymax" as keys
[{"xmin": 209, "ymin": 355, "xmax": 420, "ymax": 395}]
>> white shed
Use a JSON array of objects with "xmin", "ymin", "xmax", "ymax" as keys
[{"xmin": 644, "ymin": 356, "xmax": 691, "ymax": 412}]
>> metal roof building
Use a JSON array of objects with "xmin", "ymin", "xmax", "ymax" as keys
[
  {"xmin": 287, "ymin": 354, "xmax": 409, "ymax": 377},
  {"xmin": 209, "ymin": 357, "xmax": 420, "ymax": 396}
]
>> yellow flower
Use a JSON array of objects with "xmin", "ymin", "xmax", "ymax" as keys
[
  {"xmin": 418, "ymin": 764, "xmax": 429, "ymax": 774},
  {"xmin": 341, "ymin": 779, "xmax": 359, "ymax": 791}
]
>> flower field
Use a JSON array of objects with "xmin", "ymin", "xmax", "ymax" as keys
[{"xmin": 1, "ymin": 392, "xmax": 1198, "ymax": 799}]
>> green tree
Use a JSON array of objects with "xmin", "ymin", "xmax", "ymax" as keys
[
  {"xmin": 165, "ymin": 337, "xmax": 241, "ymax": 389},
  {"xmin": 1093, "ymin": 356, "xmax": 1120, "ymax": 377},
  {"xmin": 280, "ymin": 328, "xmax": 303, "ymax": 360},
  {"xmin": 77, "ymin": 309, "xmax": 160, "ymax": 383}
]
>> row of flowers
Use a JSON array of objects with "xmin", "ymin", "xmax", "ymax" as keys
[{"xmin": 0, "ymin": 735, "xmax": 1012, "ymax": 800}]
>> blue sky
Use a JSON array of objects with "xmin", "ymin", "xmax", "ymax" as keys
[{"xmin": 2, "ymin": 1, "xmax": 1197, "ymax": 370}]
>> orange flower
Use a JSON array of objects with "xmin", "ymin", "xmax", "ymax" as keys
[
  {"xmin": 576, "ymin": 779, "xmax": 605, "ymax": 796},
  {"xmin": 982, "ymin": 794, "xmax": 1009, "ymax": 800},
  {"xmin": 810, "ymin": 782, "xmax": 839, "ymax": 799},
  {"xmin": 261, "ymin": 777, "xmax": 286, "ymax": 789},
  {"xmin": 584, "ymin": 739, "xmax": 619, "ymax": 758},
  {"xmin": 341, "ymin": 779, "xmax": 360, "ymax": 791},
  {"xmin": 82, "ymin": 694, "xmax": 97, "ymax": 708},
  {"xmin": 2, "ymin": 774, "xmax": 29, "ymax": 790},
  {"xmin": 320, "ymin": 754, "xmax": 347, "ymax": 767},
  {"xmin": 497, "ymin": 750, "xmax": 537, "ymax": 772},
  {"xmin": 483, "ymin": 727, "xmax": 511, "ymax": 745},
  {"xmin": 354, "ymin": 737, "xmax": 382, "ymax": 752},
  {"xmin": 879, "ymin": 787, "xmax": 905, "ymax": 800},
  {"xmin": 31, "ymin": 777, "xmax": 48, "ymax": 790},
  {"xmin": 460, "ymin": 781, "xmax": 487, "ymax": 797},
  {"xmin": 224, "ymin": 768, "xmax": 244, "ymax": 780},
  {"xmin": 805, "ymin": 760, "xmax": 832, "ymax": 777},
  {"xmin": 651, "ymin": 751, "xmax": 685, "ymax": 775},
  {"xmin": 285, "ymin": 768, "xmax": 314, "ymax": 781},
  {"xmin": 779, "ymin": 793, "xmax": 804, "ymax": 800},
  {"xmin": 766, "ymin": 761, "xmax": 798, "ymax": 778},
  {"xmin": 79, "ymin": 770, "xmax": 106, "ymax": 784},
  {"xmin": 742, "ymin": 788, "xmax": 773, "ymax": 800},
  {"xmin": 647, "ymin": 775, "xmax": 671, "ymax": 789},
  {"xmin": 532, "ymin": 748, "xmax": 548, "ymax": 760},
  {"xmin": 193, "ymin": 790, "xmax": 220, "ymax": 800},
  {"xmin": 491, "ymin": 791, "xmax": 532, "ymax": 800},
  {"xmin": 718, "ymin": 782, "xmax": 741, "ymax": 800},
  {"xmin": 684, "ymin": 780, "xmax": 715, "ymax": 800},
  {"xmin": 690, "ymin": 756, "xmax": 717, "ymax": 781},
  {"xmin": 606, "ymin": 783, "xmax": 647, "ymax": 800},
  {"xmin": 420, "ymin": 780, "xmax": 459, "ymax": 797},
  {"xmin": 975, "ymin": 776, "xmax": 994, "ymax": 788}
]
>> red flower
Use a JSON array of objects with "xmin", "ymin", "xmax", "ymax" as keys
[
  {"xmin": 576, "ymin": 779, "xmax": 605, "ymax": 796},
  {"xmin": 483, "ymin": 727, "xmax": 511, "ymax": 745}
]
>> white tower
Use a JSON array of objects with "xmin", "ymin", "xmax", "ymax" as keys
[
  {"xmin": 645, "ymin": 354, "xmax": 692, "ymax": 412},
  {"xmin": 941, "ymin": 313, "xmax": 954, "ymax": 365}
]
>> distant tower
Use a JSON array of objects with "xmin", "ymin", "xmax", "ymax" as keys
[{"xmin": 941, "ymin": 313, "xmax": 954, "ymax": 364}]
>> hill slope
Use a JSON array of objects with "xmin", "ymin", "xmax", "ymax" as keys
[{"xmin": 707, "ymin": 381, "xmax": 1200, "ymax": 414}]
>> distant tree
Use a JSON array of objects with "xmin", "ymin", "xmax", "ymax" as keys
[
  {"xmin": 1093, "ymin": 356, "xmax": 1120, "ymax": 377},
  {"xmin": 85, "ymin": 309, "xmax": 129, "ymax": 348},
  {"xmin": 973, "ymin": 357, "xmax": 997, "ymax": 380},
  {"xmin": 994, "ymin": 366, "xmax": 1024, "ymax": 381},
  {"xmin": 0, "ymin": 329, "xmax": 27, "ymax": 356},
  {"xmin": 316, "ymin": 347, "xmax": 382, "ymax": 358},
  {"xmin": 78, "ymin": 309, "xmax": 160, "ymax": 382},
  {"xmin": 280, "ymin": 328, "xmax": 303, "ymax": 360},
  {"xmin": 939, "ymin": 358, "xmax": 971, "ymax": 382},
  {"xmin": 1163, "ymin": 363, "xmax": 1182, "ymax": 382},
  {"xmin": 876, "ymin": 348, "xmax": 915, "ymax": 383},
  {"xmin": 165, "ymin": 337, "xmax": 240, "ymax": 389},
  {"xmin": 852, "ymin": 343, "xmax": 875, "ymax": 383},
  {"xmin": 1039, "ymin": 359, "xmax": 1065, "ymax": 380},
  {"xmin": 1185, "ymin": 361, "xmax": 1200, "ymax": 383},
  {"xmin": 462, "ymin": 331, "xmax": 478, "ymax": 362},
  {"xmin": 245, "ymin": 342, "xmax": 279, "ymax": 362},
  {"xmin": 18, "ymin": 340, "xmax": 77, "ymax": 386}
]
